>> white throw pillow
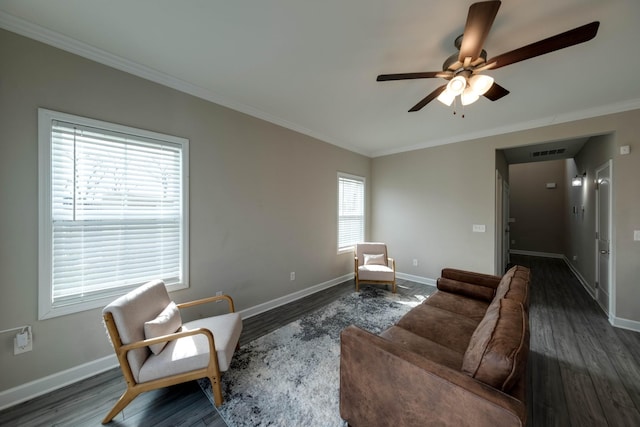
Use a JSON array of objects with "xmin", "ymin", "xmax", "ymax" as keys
[
  {"xmin": 363, "ymin": 253, "xmax": 386, "ymax": 266},
  {"xmin": 144, "ymin": 301, "xmax": 182, "ymax": 355}
]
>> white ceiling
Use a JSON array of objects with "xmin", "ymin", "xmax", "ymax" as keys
[{"xmin": 1, "ymin": 0, "xmax": 638, "ymax": 157}]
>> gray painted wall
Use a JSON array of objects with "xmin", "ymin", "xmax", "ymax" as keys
[
  {"xmin": 565, "ymin": 134, "xmax": 616, "ymax": 295},
  {"xmin": 372, "ymin": 112, "xmax": 640, "ymax": 325},
  {"xmin": 509, "ymin": 159, "xmax": 567, "ymax": 254},
  {"xmin": 2, "ymin": 25, "xmax": 640, "ymax": 398},
  {"xmin": 0, "ymin": 29, "xmax": 370, "ymax": 392}
]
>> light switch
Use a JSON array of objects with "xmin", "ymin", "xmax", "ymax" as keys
[
  {"xmin": 472, "ymin": 224, "xmax": 486, "ymax": 233},
  {"xmin": 634, "ymin": 230, "xmax": 640, "ymax": 241}
]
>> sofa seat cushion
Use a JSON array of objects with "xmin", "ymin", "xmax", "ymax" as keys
[
  {"xmin": 380, "ymin": 326, "xmax": 464, "ymax": 370},
  {"xmin": 396, "ymin": 304, "xmax": 479, "ymax": 354},
  {"xmin": 423, "ymin": 291, "xmax": 490, "ymax": 322},
  {"xmin": 358, "ymin": 265, "xmax": 394, "ymax": 282},
  {"xmin": 137, "ymin": 312, "xmax": 242, "ymax": 383},
  {"xmin": 462, "ymin": 298, "xmax": 529, "ymax": 392},
  {"xmin": 183, "ymin": 313, "xmax": 243, "ymax": 372}
]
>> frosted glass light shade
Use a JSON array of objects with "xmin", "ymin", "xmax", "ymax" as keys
[
  {"xmin": 447, "ymin": 76, "xmax": 467, "ymax": 96},
  {"xmin": 437, "ymin": 88, "xmax": 455, "ymax": 106},
  {"xmin": 469, "ymin": 74, "xmax": 494, "ymax": 96},
  {"xmin": 461, "ymin": 87, "xmax": 479, "ymax": 105}
]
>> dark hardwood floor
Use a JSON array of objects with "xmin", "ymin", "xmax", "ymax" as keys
[{"xmin": 1, "ymin": 255, "xmax": 639, "ymax": 426}]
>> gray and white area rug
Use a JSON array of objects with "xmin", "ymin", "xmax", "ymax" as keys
[{"xmin": 199, "ymin": 283, "xmax": 433, "ymax": 427}]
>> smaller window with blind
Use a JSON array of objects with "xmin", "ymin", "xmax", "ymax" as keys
[
  {"xmin": 38, "ymin": 109, "xmax": 189, "ymax": 319},
  {"xmin": 337, "ymin": 172, "xmax": 365, "ymax": 253}
]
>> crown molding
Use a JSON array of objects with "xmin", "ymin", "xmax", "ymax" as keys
[
  {"xmin": 371, "ymin": 97, "xmax": 640, "ymax": 158},
  {"xmin": 3, "ymin": 11, "xmax": 638, "ymax": 160},
  {"xmin": 0, "ymin": 11, "xmax": 370, "ymax": 157}
]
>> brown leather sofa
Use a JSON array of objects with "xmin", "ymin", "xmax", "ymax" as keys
[{"xmin": 340, "ymin": 265, "xmax": 530, "ymax": 427}]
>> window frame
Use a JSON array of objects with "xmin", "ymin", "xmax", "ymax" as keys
[
  {"xmin": 337, "ymin": 172, "xmax": 366, "ymax": 254},
  {"xmin": 38, "ymin": 108, "xmax": 189, "ymax": 319}
]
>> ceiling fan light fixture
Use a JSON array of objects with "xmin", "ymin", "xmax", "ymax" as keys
[
  {"xmin": 437, "ymin": 88, "xmax": 455, "ymax": 106},
  {"xmin": 469, "ymin": 74, "xmax": 494, "ymax": 96},
  {"xmin": 461, "ymin": 86, "xmax": 479, "ymax": 105},
  {"xmin": 447, "ymin": 75, "xmax": 467, "ymax": 96}
]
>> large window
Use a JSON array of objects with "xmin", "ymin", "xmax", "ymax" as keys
[
  {"xmin": 38, "ymin": 109, "xmax": 189, "ymax": 319},
  {"xmin": 338, "ymin": 173, "xmax": 365, "ymax": 252}
]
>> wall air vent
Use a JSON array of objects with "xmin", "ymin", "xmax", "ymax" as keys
[{"xmin": 531, "ymin": 148, "xmax": 566, "ymax": 158}]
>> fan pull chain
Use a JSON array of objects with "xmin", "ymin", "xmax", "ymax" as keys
[{"xmin": 451, "ymin": 98, "xmax": 465, "ymax": 118}]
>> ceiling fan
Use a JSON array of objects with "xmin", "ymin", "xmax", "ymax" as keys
[{"xmin": 377, "ymin": 0, "xmax": 599, "ymax": 112}]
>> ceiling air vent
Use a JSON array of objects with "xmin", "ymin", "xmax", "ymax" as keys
[{"xmin": 531, "ymin": 148, "xmax": 566, "ymax": 158}]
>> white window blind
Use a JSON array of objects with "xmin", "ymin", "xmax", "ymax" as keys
[
  {"xmin": 338, "ymin": 173, "xmax": 365, "ymax": 252},
  {"xmin": 39, "ymin": 109, "xmax": 189, "ymax": 319}
]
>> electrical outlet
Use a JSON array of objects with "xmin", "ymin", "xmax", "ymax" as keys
[
  {"xmin": 14, "ymin": 326, "xmax": 32, "ymax": 355},
  {"xmin": 215, "ymin": 291, "xmax": 223, "ymax": 303},
  {"xmin": 290, "ymin": 272, "xmax": 295, "ymax": 281},
  {"xmin": 412, "ymin": 259, "xmax": 418, "ymax": 267}
]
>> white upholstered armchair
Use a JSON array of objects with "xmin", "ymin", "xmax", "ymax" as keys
[
  {"xmin": 101, "ymin": 280, "xmax": 242, "ymax": 424},
  {"xmin": 354, "ymin": 242, "xmax": 396, "ymax": 293}
]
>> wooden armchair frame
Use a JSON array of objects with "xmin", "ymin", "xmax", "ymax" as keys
[{"xmin": 102, "ymin": 294, "xmax": 237, "ymax": 424}]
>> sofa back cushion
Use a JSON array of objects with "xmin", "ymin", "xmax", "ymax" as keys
[
  {"xmin": 461, "ymin": 298, "xmax": 529, "ymax": 393},
  {"xmin": 494, "ymin": 265, "xmax": 530, "ymax": 309}
]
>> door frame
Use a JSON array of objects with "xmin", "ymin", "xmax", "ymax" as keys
[
  {"xmin": 495, "ymin": 170, "xmax": 510, "ymax": 274},
  {"xmin": 595, "ymin": 159, "xmax": 615, "ymax": 319}
]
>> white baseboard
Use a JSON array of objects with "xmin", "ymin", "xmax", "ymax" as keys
[
  {"xmin": 562, "ymin": 256, "xmax": 596, "ymax": 299},
  {"xmin": 0, "ymin": 273, "xmax": 354, "ymax": 411},
  {"xmin": 238, "ymin": 273, "xmax": 353, "ymax": 319},
  {"xmin": 0, "ymin": 354, "xmax": 118, "ymax": 411},
  {"xmin": 517, "ymin": 253, "xmax": 640, "ymax": 333},
  {"xmin": 396, "ymin": 272, "xmax": 437, "ymax": 287},
  {"xmin": 611, "ymin": 316, "xmax": 640, "ymax": 333},
  {"xmin": 510, "ymin": 249, "xmax": 564, "ymax": 259}
]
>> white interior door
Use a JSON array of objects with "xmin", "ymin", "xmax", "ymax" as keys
[{"xmin": 595, "ymin": 161, "xmax": 612, "ymax": 314}]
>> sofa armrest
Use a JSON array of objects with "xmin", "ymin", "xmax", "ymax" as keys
[
  {"xmin": 441, "ymin": 268, "xmax": 502, "ymax": 289},
  {"xmin": 340, "ymin": 326, "xmax": 525, "ymax": 427}
]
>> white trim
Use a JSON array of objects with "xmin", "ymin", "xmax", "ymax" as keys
[
  {"xmin": 509, "ymin": 249, "xmax": 564, "ymax": 259},
  {"xmin": 37, "ymin": 108, "xmax": 189, "ymax": 319},
  {"xmin": 0, "ymin": 12, "xmax": 368, "ymax": 158},
  {"xmin": 595, "ymin": 160, "xmax": 615, "ymax": 319},
  {"xmin": 0, "ymin": 355, "xmax": 118, "ymax": 411},
  {"xmin": 239, "ymin": 274, "xmax": 353, "ymax": 319},
  {"xmin": 396, "ymin": 272, "xmax": 437, "ymax": 287},
  {"xmin": 371, "ymin": 98, "xmax": 640, "ymax": 157},
  {"xmin": 0, "ymin": 273, "xmax": 353, "ymax": 410},
  {"xmin": 563, "ymin": 256, "xmax": 596, "ymax": 299},
  {"xmin": 611, "ymin": 316, "xmax": 640, "ymax": 333},
  {"xmin": 337, "ymin": 172, "xmax": 366, "ymax": 253},
  {"xmin": 3, "ymin": 11, "xmax": 639, "ymax": 160}
]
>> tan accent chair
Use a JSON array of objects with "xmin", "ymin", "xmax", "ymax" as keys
[
  {"xmin": 354, "ymin": 242, "xmax": 396, "ymax": 293},
  {"xmin": 102, "ymin": 280, "xmax": 242, "ymax": 424}
]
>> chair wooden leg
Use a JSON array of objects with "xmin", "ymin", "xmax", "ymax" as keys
[
  {"xmin": 210, "ymin": 376, "xmax": 224, "ymax": 407},
  {"xmin": 102, "ymin": 388, "xmax": 140, "ymax": 424}
]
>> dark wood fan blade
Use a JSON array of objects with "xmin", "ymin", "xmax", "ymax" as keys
[
  {"xmin": 459, "ymin": 1, "xmax": 501, "ymax": 63},
  {"xmin": 487, "ymin": 21, "xmax": 599, "ymax": 70},
  {"xmin": 377, "ymin": 72, "xmax": 444, "ymax": 81},
  {"xmin": 483, "ymin": 82, "xmax": 510, "ymax": 101},
  {"xmin": 409, "ymin": 85, "xmax": 447, "ymax": 112}
]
